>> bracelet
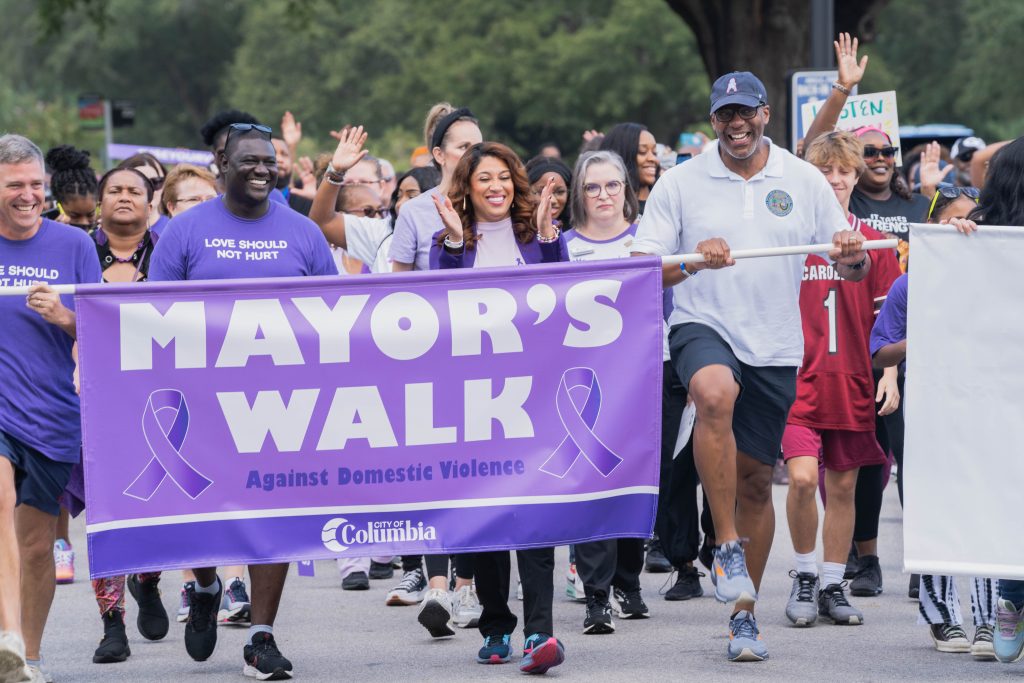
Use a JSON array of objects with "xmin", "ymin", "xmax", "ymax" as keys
[
  {"xmin": 680, "ymin": 263, "xmax": 699, "ymax": 278},
  {"xmin": 832, "ymin": 82, "xmax": 851, "ymax": 96},
  {"xmin": 846, "ymin": 255, "xmax": 869, "ymax": 270},
  {"xmin": 537, "ymin": 225, "xmax": 561, "ymax": 244},
  {"xmin": 325, "ymin": 173, "xmax": 344, "ymax": 186},
  {"xmin": 443, "ymin": 235, "xmax": 464, "ymax": 250}
]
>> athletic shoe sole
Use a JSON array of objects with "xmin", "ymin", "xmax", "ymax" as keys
[
  {"xmin": 477, "ymin": 653, "xmax": 511, "ymax": 664},
  {"xmin": 819, "ymin": 613, "xmax": 862, "ymax": 626},
  {"xmin": 243, "ymin": 663, "xmax": 293, "ymax": 680},
  {"xmin": 92, "ymin": 644, "xmax": 131, "ymax": 664},
  {"xmin": 453, "ymin": 613, "xmax": 481, "ymax": 629},
  {"xmin": 849, "ymin": 587, "xmax": 882, "ymax": 597},
  {"xmin": 385, "ymin": 593, "xmax": 423, "ymax": 606},
  {"xmin": 417, "ymin": 601, "xmax": 456, "ymax": 638},
  {"xmin": 176, "ymin": 613, "xmax": 189, "ymax": 623},
  {"xmin": 582, "ymin": 620, "xmax": 615, "ymax": 635},
  {"xmin": 715, "ymin": 588, "xmax": 757, "ymax": 604},
  {"xmin": 931, "ymin": 634, "xmax": 971, "ymax": 654},
  {"xmin": 971, "ymin": 642, "xmax": 996, "ymax": 660},
  {"xmin": 219, "ymin": 605, "xmax": 251, "ymax": 625},
  {"xmin": 519, "ymin": 638, "xmax": 565, "ymax": 674},
  {"xmin": 728, "ymin": 647, "xmax": 768, "ymax": 662},
  {"xmin": 787, "ymin": 615, "xmax": 816, "ymax": 627}
]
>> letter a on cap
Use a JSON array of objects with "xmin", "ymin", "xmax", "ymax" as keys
[{"xmin": 726, "ymin": 77, "xmax": 738, "ymax": 94}]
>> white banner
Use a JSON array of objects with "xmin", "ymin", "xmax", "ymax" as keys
[{"xmin": 904, "ymin": 223, "xmax": 1024, "ymax": 578}]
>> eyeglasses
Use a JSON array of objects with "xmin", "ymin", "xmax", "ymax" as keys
[
  {"xmin": 225, "ymin": 123, "xmax": 273, "ymax": 147},
  {"xmin": 863, "ymin": 145, "xmax": 899, "ymax": 160},
  {"xmin": 583, "ymin": 180, "xmax": 625, "ymax": 198},
  {"xmin": 712, "ymin": 105, "xmax": 763, "ymax": 123},
  {"xmin": 175, "ymin": 194, "xmax": 217, "ymax": 207},
  {"xmin": 349, "ymin": 206, "xmax": 382, "ymax": 218},
  {"xmin": 927, "ymin": 186, "xmax": 980, "ymax": 221}
]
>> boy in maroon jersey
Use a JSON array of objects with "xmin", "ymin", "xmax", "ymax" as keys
[{"xmin": 782, "ymin": 131, "xmax": 902, "ymax": 626}]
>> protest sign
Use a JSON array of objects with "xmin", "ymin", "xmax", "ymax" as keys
[
  {"xmin": 76, "ymin": 260, "xmax": 664, "ymax": 578},
  {"xmin": 800, "ymin": 90, "xmax": 903, "ymax": 165}
]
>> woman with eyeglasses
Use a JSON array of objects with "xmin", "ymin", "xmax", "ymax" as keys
[
  {"xmin": 45, "ymin": 145, "xmax": 98, "ymax": 231},
  {"xmin": 526, "ymin": 155, "xmax": 572, "ymax": 228},
  {"xmin": 599, "ymin": 123, "xmax": 660, "ymax": 214},
  {"xmin": 160, "ymin": 164, "xmax": 219, "ymax": 219},
  {"xmin": 117, "ymin": 152, "xmax": 170, "ymax": 235},
  {"xmin": 430, "ymin": 141, "xmax": 567, "ymax": 674}
]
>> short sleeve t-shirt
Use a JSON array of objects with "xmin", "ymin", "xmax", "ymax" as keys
[
  {"xmin": 388, "ymin": 187, "xmax": 442, "ymax": 270},
  {"xmin": 849, "ymin": 189, "xmax": 929, "ymax": 241},
  {"xmin": 788, "ymin": 215, "xmax": 902, "ymax": 431},
  {"xmin": 870, "ymin": 273, "xmax": 908, "ymax": 358},
  {"xmin": 149, "ymin": 197, "xmax": 336, "ymax": 281},
  {"xmin": 343, "ymin": 214, "xmax": 393, "ymax": 273},
  {"xmin": 632, "ymin": 139, "xmax": 848, "ymax": 367},
  {"xmin": 0, "ymin": 219, "xmax": 103, "ymax": 462}
]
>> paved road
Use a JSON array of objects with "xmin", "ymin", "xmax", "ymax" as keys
[{"xmin": 41, "ymin": 483, "xmax": 1010, "ymax": 682}]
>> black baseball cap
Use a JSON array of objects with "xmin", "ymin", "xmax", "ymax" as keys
[{"xmin": 710, "ymin": 72, "xmax": 767, "ymax": 115}]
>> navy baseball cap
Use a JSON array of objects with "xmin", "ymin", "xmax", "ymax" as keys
[{"xmin": 709, "ymin": 72, "xmax": 768, "ymax": 114}]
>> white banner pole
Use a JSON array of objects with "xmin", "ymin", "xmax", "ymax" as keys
[
  {"xmin": 660, "ymin": 238, "xmax": 898, "ymax": 266},
  {"xmin": 0, "ymin": 284, "xmax": 78, "ymax": 296}
]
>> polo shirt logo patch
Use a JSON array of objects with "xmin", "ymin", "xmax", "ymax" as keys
[{"xmin": 765, "ymin": 189, "xmax": 794, "ymax": 217}]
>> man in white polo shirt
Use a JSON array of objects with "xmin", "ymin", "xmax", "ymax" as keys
[{"xmin": 631, "ymin": 71, "xmax": 869, "ymax": 662}]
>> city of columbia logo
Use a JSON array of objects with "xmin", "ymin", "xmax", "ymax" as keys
[
  {"xmin": 765, "ymin": 189, "xmax": 794, "ymax": 217},
  {"xmin": 321, "ymin": 517, "xmax": 437, "ymax": 553}
]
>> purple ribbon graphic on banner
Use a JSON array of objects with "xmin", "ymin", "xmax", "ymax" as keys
[
  {"xmin": 540, "ymin": 367, "xmax": 623, "ymax": 478},
  {"xmin": 123, "ymin": 389, "xmax": 213, "ymax": 501}
]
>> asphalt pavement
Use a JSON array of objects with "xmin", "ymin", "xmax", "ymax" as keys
[{"xmin": 40, "ymin": 481, "xmax": 1017, "ymax": 682}]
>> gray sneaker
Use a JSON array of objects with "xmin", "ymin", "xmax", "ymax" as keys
[
  {"xmin": 712, "ymin": 541, "xmax": 757, "ymax": 604},
  {"xmin": 818, "ymin": 582, "xmax": 864, "ymax": 625},
  {"xmin": 785, "ymin": 571, "xmax": 819, "ymax": 626}
]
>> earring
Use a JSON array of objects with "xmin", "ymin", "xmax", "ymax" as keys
[{"xmin": 462, "ymin": 196, "xmax": 467, "ymax": 211}]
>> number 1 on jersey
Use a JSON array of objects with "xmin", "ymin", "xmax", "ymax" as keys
[{"xmin": 823, "ymin": 288, "xmax": 838, "ymax": 354}]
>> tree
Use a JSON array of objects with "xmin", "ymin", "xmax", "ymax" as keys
[{"xmin": 663, "ymin": 0, "xmax": 891, "ymax": 141}]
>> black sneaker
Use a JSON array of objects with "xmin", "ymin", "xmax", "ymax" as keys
[
  {"xmin": 664, "ymin": 566, "xmax": 704, "ymax": 601},
  {"xmin": 817, "ymin": 582, "xmax": 864, "ymax": 625},
  {"xmin": 583, "ymin": 595, "xmax": 615, "ymax": 634},
  {"xmin": 908, "ymin": 573, "xmax": 921, "ymax": 600},
  {"xmin": 243, "ymin": 632, "xmax": 293, "ymax": 680},
  {"xmin": 127, "ymin": 573, "xmax": 169, "ymax": 641},
  {"xmin": 644, "ymin": 537, "xmax": 672, "ymax": 573},
  {"xmin": 844, "ymin": 545, "xmax": 859, "ymax": 580},
  {"xmin": 698, "ymin": 537, "xmax": 716, "ymax": 572},
  {"xmin": 342, "ymin": 571, "xmax": 370, "ymax": 591},
  {"xmin": 93, "ymin": 610, "xmax": 131, "ymax": 663},
  {"xmin": 611, "ymin": 587, "xmax": 649, "ymax": 619},
  {"xmin": 184, "ymin": 578, "xmax": 222, "ymax": 662},
  {"xmin": 368, "ymin": 560, "xmax": 394, "ymax": 580},
  {"xmin": 849, "ymin": 554, "xmax": 883, "ymax": 597}
]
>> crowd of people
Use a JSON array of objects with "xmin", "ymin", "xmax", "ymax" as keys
[{"xmin": 0, "ymin": 31, "xmax": 1022, "ymax": 682}]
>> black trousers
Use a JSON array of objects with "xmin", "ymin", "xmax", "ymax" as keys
[
  {"xmin": 473, "ymin": 548, "xmax": 553, "ymax": 637},
  {"xmin": 574, "ymin": 538, "xmax": 644, "ymax": 599},
  {"xmin": 402, "ymin": 554, "xmax": 474, "ymax": 580},
  {"xmin": 854, "ymin": 372, "xmax": 905, "ymax": 543}
]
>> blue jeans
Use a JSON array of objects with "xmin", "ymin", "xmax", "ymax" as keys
[{"xmin": 1000, "ymin": 579, "xmax": 1024, "ymax": 608}]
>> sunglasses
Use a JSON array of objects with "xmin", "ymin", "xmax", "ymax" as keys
[
  {"xmin": 712, "ymin": 105, "xmax": 763, "ymax": 124},
  {"xmin": 863, "ymin": 145, "xmax": 899, "ymax": 160},
  {"xmin": 225, "ymin": 123, "xmax": 273, "ymax": 147},
  {"xmin": 927, "ymin": 186, "xmax": 980, "ymax": 221},
  {"xmin": 350, "ymin": 206, "xmax": 382, "ymax": 218}
]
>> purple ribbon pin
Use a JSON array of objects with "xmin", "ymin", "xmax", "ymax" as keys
[
  {"xmin": 123, "ymin": 389, "xmax": 213, "ymax": 501},
  {"xmin": 539, "ymin": 367, "xmax": 623, "ymax": 478}
]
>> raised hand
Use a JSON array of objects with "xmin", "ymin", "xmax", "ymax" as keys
[
  {"xmin": 834, "ymin": 32, "xmax": 868, "ymax": 90},
  {"xmin": 432, "ymin": 193, "xmax": 464, "ymax": 242},
  {"xmin": 281, "ymin": 111, "xmax": 303, "ymax": 149},
  {"xmin": 534, "ymin": 176, "xmax": 558, "ymax": 238},
  {"xmin": 331, "ymin": 125, "xmax": 368, "ymax": 173},
  {"xmin": 918, "ymin": 141, "xmax": 955, "ymax": 197}
]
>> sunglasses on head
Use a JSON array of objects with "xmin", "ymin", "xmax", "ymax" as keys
[
  {"xmin": 225, "ymin": 123, "xmax": 273, "ymax": 146},
  {"xmin": 863, "ymin": 145, "xmax": 899, "ymax": 160},
  {"xmin": 927, "ymin": 186, "xmax": 980, "ymax": 221}
]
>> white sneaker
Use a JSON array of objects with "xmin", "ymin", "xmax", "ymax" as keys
[
  {"xmin": 0, "ymin": 631, "xmax": 28, "ymax": 683},
  {"xmin": 417, "ymin": 588, "xmax": 455, "ymax": 638},
  {"xmin": 385, "ymin": 568, "xmax": 427, "ymax": 606},
  {"xmin": 565, "ymin": 563, "xmax": 586, "ymax": 602},
  {"xmin": 25, "ymin": 665, "xmax": 49, "ymax": 683},
  {"xmin": 452, "ymin": 585, "xmax": 483, "ymax": 628}
]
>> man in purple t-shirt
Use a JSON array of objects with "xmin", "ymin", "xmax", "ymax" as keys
[
  {"xmin": 149, "ymin": 124, "xmax": 334, "ymax": 681},
  {"xmin": 0, "ymin": 134, "xmax": 103, "ymax": 682}
]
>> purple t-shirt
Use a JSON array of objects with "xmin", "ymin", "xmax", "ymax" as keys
[
  {"xmin": 149, "ymin": 214, "xmax": 170, "ymax": 236},
  {"xmin": 0, "ymin": 219, "xmax": 103, "ymax": 463},
  {"xmin": 388, "ymin": 187, "xmax": 442, "ymax": 270},
  {"xmin": 149, "ymin": 197, "xmax": 336, "ymax": 281},
  {"xmin": 870, "ymin": 273, "xmax": 907, "ymax": 358}
]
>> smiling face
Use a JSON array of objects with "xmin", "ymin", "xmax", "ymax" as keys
[
  {"xmin": 818, "ymin": 163, "xmax": 859, "ymax": 209},
  {"xmin": 636, "ymin": 130, "xmax": 659, "ymax": 188},
  {"xmin": 221, "ymin": 135, "xmax": 278, "ymax": 207},
  {"xmin": 712, "ymin": 104, "xmax": 769, "ymax": 161},
  {"xmin": 0, "ymin": 159, "xmax": 45, "ymax": 239},
  {"xmin": 100, "ymin": 169, "xmax": 150, "ymax": 231},
  {"xmin": 858, "ymin": 130, "xmax": 894, "ymax": 192},
  {"xmin": 469, "ymin": 155, "xmax": 514, "ymax": 223}
]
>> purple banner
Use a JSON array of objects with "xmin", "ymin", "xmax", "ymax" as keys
[{"xmin": 76, "ymin": 260, "xmax": 664, "ymax": 578}]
